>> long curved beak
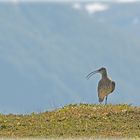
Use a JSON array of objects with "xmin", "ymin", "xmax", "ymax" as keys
[{"xmin": 86, "ymin": 70, "xmax": 98, "ymax": 79}]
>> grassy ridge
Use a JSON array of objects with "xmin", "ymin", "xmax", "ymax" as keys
[{"xmin": 0, "ymin": 104, "xmax": 140, "ymax": 138}]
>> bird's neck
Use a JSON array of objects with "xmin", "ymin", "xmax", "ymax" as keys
[{"xmin": 101, "ymin": 71, "xmax": 108, "ymax": 78}]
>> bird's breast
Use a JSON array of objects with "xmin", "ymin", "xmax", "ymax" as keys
[{"xmin": 98, "ymin": 78, "xmax": 113, "ymax": 94}]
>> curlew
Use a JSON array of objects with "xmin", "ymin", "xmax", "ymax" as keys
[{"xmin": 86, "ymin": 67, "xmax": 115, "ymax": 104}]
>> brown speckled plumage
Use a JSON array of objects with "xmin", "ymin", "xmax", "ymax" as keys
[{"xmin": 86, "ymin": 67, "xmax": 115, "ymax": 104}]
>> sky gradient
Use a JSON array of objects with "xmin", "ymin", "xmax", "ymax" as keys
[{"xmin": 0, "ymin": 0, "xmax": 140, "ymax": 114}]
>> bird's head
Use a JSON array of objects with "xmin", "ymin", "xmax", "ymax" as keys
[
  {"xmin": 97, "ymin": 67, "xmax": 106, "ymax": 75},
  {"xmin": 86, "ymin": 67, "xmax": 107, "ymax": 79}
]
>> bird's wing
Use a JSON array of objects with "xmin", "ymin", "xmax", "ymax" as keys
[{"xmin": 111, "ymin": 81, "xmax": 115, "ymax": 93}]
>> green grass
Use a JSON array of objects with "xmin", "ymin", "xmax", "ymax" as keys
[{"xmin": 0, "ymin": 104, "xmax": 140, "ymax": 138}]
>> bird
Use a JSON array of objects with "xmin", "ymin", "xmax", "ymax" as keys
[{"xmin": 86, "ymin": 67, "xmax": 115, "ymax": 104}]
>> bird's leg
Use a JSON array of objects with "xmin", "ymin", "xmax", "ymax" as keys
[{"xmin": 105, "ymin": 96, "xmax": 108, "ymax": 105}]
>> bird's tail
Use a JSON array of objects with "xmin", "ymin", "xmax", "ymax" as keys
[{"xmin": 99, "ymin": 98, "xmax": 104, "ymax": 103}]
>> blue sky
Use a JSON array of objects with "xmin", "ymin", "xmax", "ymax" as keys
[{"xmin": 0, "ymin": 0, "xmax": 140, "ymax": 114}]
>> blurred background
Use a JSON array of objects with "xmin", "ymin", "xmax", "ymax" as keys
[{"xmin": 0, "ymin": 0, "xmax": 140, "ymax": 114}]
